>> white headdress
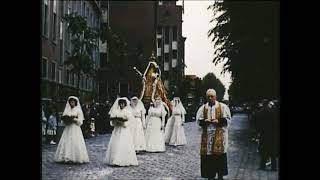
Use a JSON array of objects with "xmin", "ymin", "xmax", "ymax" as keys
[
  {"xmin": 62, "ymin": 96, "xmax": 84, "ymax": 122},
  {"xmin": 109, "ymin": 97, "xmax": 132, "ymax": 117},
  {"xmin": 172, "ymin": 97, "xmax": 186, "ymax": 114},
  {"xmin": 130, "ymin": 96, "xmax": 146, "ymax": 114},
  {"xmin": 153, "ymin": 97, "xmax": 167, "ymax": 115}
]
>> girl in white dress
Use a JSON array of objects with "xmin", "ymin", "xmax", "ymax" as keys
[
  {"xmin": 145, "ymin": 97, "xmax": 166, "ymax": 152},
  {"xmin": 54, "ymin": 96, "xmax": 89, "ymax": 163},
  {"xmin": 104, "ymin": 97, "xmax": 138, "ymax": 166},
  {"xmin": 130, "ymin": 96, "xmax": 147, "ymax": 153},
  {"xmin": 164, "ymin": 97, "xmax": 187, "ymax": 146}
]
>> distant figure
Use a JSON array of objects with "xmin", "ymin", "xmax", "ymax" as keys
[
  {"xmin": 164, "ymin": 97, "xmax": 187, "ymax": 146},
  {"xmin": 257, "ymin": 100, "xmax": 279, "ymax": 171},
  {"xmin": 42, "ymin": 106, "xmax": 47, "ymax": 137},
  {"xmin": 46, "ymin": 108, "xmax": 58, "ymax": 145}
]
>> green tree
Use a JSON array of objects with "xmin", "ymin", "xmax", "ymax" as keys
[
  {"xmin": 62, "ymin": 13, "xmax": 99, "ymax": 96},
  {"xmin": 207, "ymin": 1, "xmax": 279, "ymax": 103},
  {"xmin": 201, "ymin": 73, "xmax": 225, "ymax": 102}
]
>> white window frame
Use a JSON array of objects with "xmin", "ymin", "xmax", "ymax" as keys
[
  {"xmin": 164, "ymin": 44, "xmax": 169, "ymax": 53},
  {"xmin": 59, "ymin": 21, "xmax": 63, "ymax": 40},
  {"xmin": 53, "ymin": 0, "xmax": 57, "ymax": 13},
  {"xmin": 172, "ymin": 58, "xmax": 177, "ymax": 68},
  {"xmin": 172, "ymin": 41, "xmax": 177, "ymax": 50},
  {"xmin": 157, "ymin": 48, "xmax": 162, "ymax": 57},
  {"xmin": 58, "ymin": 69, "xmax": 62, "ymax": 83},
  {"xmin": 164, "ymin": 62, "xmax": 169, "ymax": 71}
]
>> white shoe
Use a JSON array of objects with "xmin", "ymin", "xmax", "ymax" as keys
[{"xmin": 50, "ymin": 141, "xmax": 56, "ymax": 145}]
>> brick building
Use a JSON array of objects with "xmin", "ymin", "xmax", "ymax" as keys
[
  {"xmin": 107, "ymin": 0, "xmax": 185, "ymax": 98},
  {"xmin": 41, "ymin": 0, "xmax": 101, "ymax": 107},
  {"xmin": 156, "ymin": 0, "xmax": 186, "ymax": 96}
]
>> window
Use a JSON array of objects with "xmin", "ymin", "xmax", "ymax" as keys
[
  {"xmin": 82, "ymin": 2, "xmax": 86, "ymax": 16},
  {"xmin": 43, "ymin": 0, "xmax": 49, "ymax": 37},
  {"xmin": 172, "ymin": 50, "xmax": 177, "ymax": 59},
  {"xmin": 88, "ymin": 78, "xmax": 91, "ymax": 90},
  {"xmin": 51, "ymin": 62, "xmax": 56, "ymax": 81},
  {"xmin": 159, "ymin": 1, "xmax": 163, "ymax": 5},
  {"xmin": 164, "ymin": 62, "xmax": 169, "ymax": 71},
  {"xmin": 80, "ymin": 75, "xmax": 83, "ymax": 89},
  {"xmin": 52, "ymin": 13, "xmax": 57, "ymax": 42},
  {"xmin": 71, "ymin": 72, "xmax": 74, "ymax": 86},
  {"xmin": 165, "ymin": 53, "xmax": 169, "ymax": 62},
  {"xmin": 42, "ymin": 58, "xmax": 48, "ymax": 78},
  {"xmin": 72, "ymin": 0, "xmax": 76, "ymax": 13},
  {"xmin": 90, "ymin": 13, "xmax": 93, "ymax": 27},
  {"xmin": 66, "ymin": 70, "xmax": 70, "ymax": 84},
  {"xmin": 59, "ymin": 39, "xmax": 63, "ymax": 65},
  {"xmin": 74, "ymin": 74, "xmax": 77, "ymax": 86},
  {"xmin": 157, "ymin": 39, "xmax": 162, "ymax": 47},
  {"xmin": 87, "ymin": 8, "xmax": 89, "ymax": 18},
  {"xmin": 85, "ymin": 77, "xmax": 88, "ymax": 90},
  {"xmin": 165, "ymin": 26, "xmax": 169, "ymax": 43},
  {"xmin": 172, "ymin": 26, "xmax": 177, "ymax": 41},
  {"xmin": 157, "ymin": 26, "xmax": 162, "ymax": 35}
]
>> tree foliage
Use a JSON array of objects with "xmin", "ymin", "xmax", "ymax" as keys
[
  {"xmin": 201, "ymin": 73, "xmax": 225, "ymax": 102},
  {"xmin": 207, "ymin": 1, "xmax": 280, "ymax": 103},
  {"xmin": 62, "ymin": 13, "xmax": 99, "ymax": 95}
]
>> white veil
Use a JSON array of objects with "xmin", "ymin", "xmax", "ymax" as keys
[
  {"xmin": 153, "ymin": 97, "xmax": 167, "ymax": 116},
  {"xmin": 62, "ymin": 96, "xmax": 85, "ymax": 122},
  {"xmin": 130, "ymin": 96, "xmax": 146, "ymax": 114},
  {"xmin": 172, "ymin": 97, "xmax": 187, "ymax": 115},
  {"xmin": 108, "ymin": 97, "xmax": 132, "ymax": 117}
]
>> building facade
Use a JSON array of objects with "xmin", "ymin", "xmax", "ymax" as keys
[
  {"xmin": 107, "ymin": 1, "xmax": 158, "ymax": 98},
  {"xmin": 181, "ymin": 75, "xmax": 202, "ymax": 122},
  {"xmin": 107, "ymin": 0, "xmax": 185, "ymax": 98},
  {"xmin": 156, "ymin": 0, "xmax": 186, "ymax": 97},
  {"xmin": 41, "ymin": 0, "xmax": 101, "ymax": 106},
  {"xmin": 98, "ymin": 0, "xmax": 111, "ymax": 102}
]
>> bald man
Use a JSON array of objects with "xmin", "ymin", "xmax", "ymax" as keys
[{"xmin": 196, "ymin": 89, "xmax": 232, "ymax": 180}]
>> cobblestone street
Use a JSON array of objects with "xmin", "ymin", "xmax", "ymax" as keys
[{"xmin": 42, "ymin": 113, "xmax": 279, "ymax": 180}]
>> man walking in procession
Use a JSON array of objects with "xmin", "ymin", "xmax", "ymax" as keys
[{"xmin": 196, "ymin": 89, "xmax": 232, "ymax": 180}]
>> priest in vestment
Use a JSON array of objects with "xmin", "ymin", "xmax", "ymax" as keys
[{"xmin": 196, "ymin": 89, "xmax": 232, "ymax": 180}]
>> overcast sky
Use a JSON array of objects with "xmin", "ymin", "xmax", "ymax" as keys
[{"xmin": 177, "ymin": 0, "xmax": 231, "ymax": 99}]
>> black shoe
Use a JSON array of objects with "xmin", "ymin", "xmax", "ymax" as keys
[{"xmin": 271, "ymin": 168, "xmax": 277, "ymax": 171}]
